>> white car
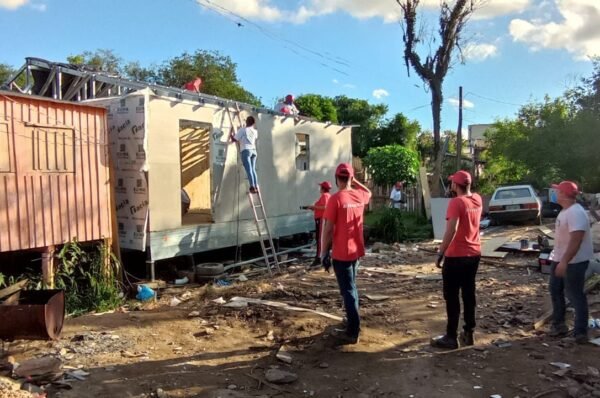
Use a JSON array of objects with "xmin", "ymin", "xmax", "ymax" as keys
[{"xmin": 489, "ymin": 185, "xmax": 541, "ymax": 225}]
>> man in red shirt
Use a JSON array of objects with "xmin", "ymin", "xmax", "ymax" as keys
[
  {"xmin": 432, "ymin": 170, "xmax": 482, "ymax": 349},
  {"xmin": 321, "ymin": 163, "xmax": 371, "ymax": 345},
  {"xmin": 305, "ymin": 181, "xmax": 332, "ymax": 267}
]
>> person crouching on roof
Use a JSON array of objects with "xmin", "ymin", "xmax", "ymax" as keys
[{"xmin": 230, "ymin": 116, "xmax": 259, "ymax": 194}]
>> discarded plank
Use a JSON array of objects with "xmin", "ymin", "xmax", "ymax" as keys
[
  {"xmin": 0, "ymin": 279, "xmax": 28, "ymax": 301},
  {"xmin": 364, "ymin": 294, "xmax": 391, "ymax": 301},
  {"xmin": 480, "ymin": 237, "xmax": 509, "ymax": 258},
  {"xmin": 534, "ymin": 274, "xmax": 600, "ymax": 329},
  {"xmin": 225, "ymin": 297, "xmax": 343, "ymax": 322},
  {"xmin": 538, "ymin": 226, "xmax": 555, "ymax": 239}
]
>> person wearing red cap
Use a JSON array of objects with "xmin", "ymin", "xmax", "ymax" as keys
[
  {"xmin": 432, "ymin": 170, "xmax": 482, "ymax": 349},
  {"xmin": 278, "ymin": 94, "xmax": 299, "ymax": 116},
  {"xmin": 304, "ymin": 181, "xmax": 333, "ymax": 267},
  {"xmin": 321, "ymin": 163, "xmax": 371, "ymax": 345},
  {"xmin": 547, "ymin": 181, "xmax": 593, "ymax": 344}
]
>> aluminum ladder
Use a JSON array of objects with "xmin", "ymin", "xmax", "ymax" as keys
[{"xmin": 248, "ymin": 190, "xmax": 281, "ymax": 275}]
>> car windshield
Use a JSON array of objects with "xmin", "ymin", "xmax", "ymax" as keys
[{"xmin": 494, "ymin": 188, "xmax": 532, "ymax": 200}]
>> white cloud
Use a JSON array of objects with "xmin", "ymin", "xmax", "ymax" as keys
[
  {"xmin": 0, "ymin": 0, "xmax": 28, "ymax": 9},
  {"xmin": 199, "ymin": 0, "xmax": 534, "ymax": 24},
  {"xmin": 448, "ymin": 98, "xmax": 475, "ymax": 109},
  {"xmin": 372, "ymin": 89, "xmax": 389, "ymax": 99},
  {"xmin": 472, "ymin": 0, "xmax": 532, "ymax": 20},
  {"xmin": 332, "ymin": 78, "xmax": 339, "ymax": 84},
  {"xmin": 509, "ymin": 0, "xmax": 600, "ymax": 60},
  {"xmin": 463, "ymin": 43, "xmax": 499, "ymax": 62},
  {"xmin": 29, "ymin": 2, "xmax": 46, "ymax": 11}
]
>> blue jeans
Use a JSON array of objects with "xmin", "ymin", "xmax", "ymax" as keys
[
  {"xmin": 550, "ymin": 261, "xmax": 589, "ymax": 336},
  {"xmin": 333, "ymin": 259, "xmax": 360, "ymax": 337},
  {"xmin": 241, "ymin": 149, "xmax": 258, "ymax": 188}
]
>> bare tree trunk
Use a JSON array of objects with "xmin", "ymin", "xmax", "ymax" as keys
[{"xmin": 430, "ymin": 80, "xmax": 443, "ymax": 197}]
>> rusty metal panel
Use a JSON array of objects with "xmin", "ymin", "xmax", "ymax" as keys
[{"xmin": 0, "ymin": 92, "xmax": 112, "ymax": 252}]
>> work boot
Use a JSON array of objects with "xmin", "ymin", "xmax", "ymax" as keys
[
  {"xmin": 548, "ymin": 324, "xmax": 569, "ymax": 337},
  {"xmin": 333, "ymin": 332, "xmax": 359, "ymax": 346},
  {"xmin": 460, "ymin": 330, "xmax": 474, "ymax": 346},
  {"xmin": 430, "ymin": 335, "xmax": 458, "ymax": 350}
]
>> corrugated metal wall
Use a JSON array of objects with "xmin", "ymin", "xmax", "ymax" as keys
[{"xmin": 0, "ymin": 92, "xmax": 111, "ymax": 252}]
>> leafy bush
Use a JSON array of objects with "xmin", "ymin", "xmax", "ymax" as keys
[
  {"xmin": 363, "ymin": 145, "xmax": 420, "ymax": 186},
  {"xmin": 369, "ymin": 209, "xmax": 432, "ymax": 243},
  {"xmin": 54, "ymin": 241, "xmax": 123, "ymax": 316}
]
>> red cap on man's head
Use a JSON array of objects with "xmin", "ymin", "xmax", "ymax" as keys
[
  {"xmin": 319, "ymin": 181, "xmax": 332, "ymax": 191},
  {"xmin": 285, "ymin": 94, "xmax": 294, "ymax": 103},
  {"xmin": 449, "ymin": 170, "xmax": 472, "ymax": 186},
  {"xmin": 552, "ymin": 181, "xmax": 580, "ymax": 198},
  {"xmin": 335, "ymin": 163, "xmax": 354, "ymax": 178}
]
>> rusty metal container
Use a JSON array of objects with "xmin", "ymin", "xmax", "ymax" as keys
[
  {"xmin": 0, "ymin": 289, "xmax": 65, "ymax": 341},
  {"xmin": 0, "ymin": 91, "xmax": 111, "ymax": 252}
]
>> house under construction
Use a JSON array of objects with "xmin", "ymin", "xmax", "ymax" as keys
[{"xmin": 2, "ymin": 58, "xmax": 354, "ymax": 267}]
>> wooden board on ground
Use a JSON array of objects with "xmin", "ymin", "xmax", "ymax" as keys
[
  {"xmin": 0, "ymin": 279, "xmax": 28, "ymax": 301},
  {"xmin": 538, "ymin": 226, "xmax": 555, "ymax": 239},
  {"xmin": 481, "ymin": 237, "xmax": 510, "ymax": 258}
]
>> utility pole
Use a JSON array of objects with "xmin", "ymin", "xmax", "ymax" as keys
[{"xmin": 456, "ymin": 86, "xmax": 463, "ymax": 170}]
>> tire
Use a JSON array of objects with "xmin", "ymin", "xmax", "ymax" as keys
[{"xmin": 195, "ymin": 262, "xmax": 225, "ymax": 277}]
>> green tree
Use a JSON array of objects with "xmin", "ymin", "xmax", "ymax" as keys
[
  {"xmin": 123, "ymin": 61, "xmax": 157, "ymax": 82},
  {"xmin": 372, "ymin": 113, "xmax": 420, "ymax": 150},
  {"xmin": 157, "ymin": 50, "xmax": 261, "ymax": 106},
  {"xmin": 333, "ymin": 95, "xmax": 388, "ymax": 157},
  {"xmin": 295, "ymin": 94, "xmax": 338, "ymax": 122},
  {"xmin": 363, "ymin": 145, "xmax": 420, "ymax": 186},
  {"xmin": 0, "ymin": 63, "xmax": 15, "ymax": 84},
  {"xmin": 67, "ymin": 49, "xmax": 123, "ymax": 74}
]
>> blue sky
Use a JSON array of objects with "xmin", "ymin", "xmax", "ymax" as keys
[{"xmin": 1, "ymin": 0, "xmax": 598, "ymax": 132}]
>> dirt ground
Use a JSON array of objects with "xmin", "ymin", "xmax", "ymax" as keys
[{"xmin": 5, "ymin": 224, "xmax": 600, "ymax": 398}]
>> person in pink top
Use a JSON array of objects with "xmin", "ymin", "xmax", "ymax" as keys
[
  {"xmin": 321, "ymin": 163, "xmax": 371, "ymax": 345},
  {"xmin": 432, "ymin": 170, "xmax": 482, "ymax": 349}
]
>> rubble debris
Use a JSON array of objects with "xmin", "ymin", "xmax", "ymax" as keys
[
  {"xmin": 14, "ymin": 357, "xmax": 61, "ymax": 378},
  {"xmin": 550, "ymin": 362, "xmax": 571, "ymax": 370},
  {"xmin": 212, "ymin": 297, "xmax": 226, "ymax": 305},
  {"xmin": 224, "ymin": 297, "xmax": 343, "ymax": 321},
  {"xmin": 364, "ymin": 294, "xmax": 390, "ymax": 301},
  {"xmin": 264, "ymin": 369, "xmax": 298, "ymax": 384},
  {"xmin": 276, "ymin": 347, "xmax": 293, "ymax": 364}
]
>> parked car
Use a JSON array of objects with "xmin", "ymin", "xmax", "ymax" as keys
[{"xmin": 489, "ymin": 185, "xmax": 541, "ymax": 225}]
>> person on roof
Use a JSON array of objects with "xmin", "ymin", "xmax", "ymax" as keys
[
  {"xmin": 183, "ymin": 77, "xmax": 202, "ymax": 93},
  {"xmin": 277, "ymin": 94, "xmax": 299, "ymax": 115},
  {"xmin": 230, "ymin": 116, "xmax": 259, "ymax": 194}
]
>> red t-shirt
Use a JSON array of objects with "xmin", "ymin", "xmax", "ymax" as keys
[
  {"xmin": 445, "ymin": 194, "xmax": 483, "ymax": 257},
  {"xmin": 323, "ymin": 188, "xmax": 371, "ymax": 261},
  {"xmin": 314, "ymin": 192, "xmax": 331, "ymax": 219}
]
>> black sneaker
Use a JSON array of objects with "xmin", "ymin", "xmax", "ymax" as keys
[
  {"xmin": 460, "ymin": 331, "xmax": 474, "ymax": 346},
  {"xmin": 430, "ymin": 335, "xmax": 458, "ymax": 350},
  {"xmin": 333, "ymin": 333, "xmax": 359, "ymax": 346},
  {"xmin": 548, "ymin": 324, "xmax": 569, "ymax": 337}
]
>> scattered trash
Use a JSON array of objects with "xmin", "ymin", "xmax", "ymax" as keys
[
  {"xmin": 266, "ymin": 330, "xmax": 275, "ymax": 341},
  {"xmin": 550, "ymin": 362, "xmax": 571, "ymax": 370},
  {"xmin": 212, "ymin": 297, "xmax": 226, "ymax": 305},
  {"xmin": 136, "ymin": 285, "xmax": 155, "ymax": 301},
  {"xmin": 276, "ymin": 347, "xmax": 293, "ymax": 364},
  {"xmin": 364, "ymin": 294, "xmax": 390, "ymax": 301},
  {"xmin": 174, "ymin": 276, "xmax": 189, "ymax": 285},
  {"xmin": 238, "ymin": 274, "xmax": 248, "ymax": 282},
  {"xmin": 169, "ymin": 297, "xmax": 182, "ymax": 307},
  {"xmin": 215, "ymin": 280, "xmax": 231, "ymax": 287},
  {"xmin": 588, "ymin": 318, "xmax": 600, "ymax": 328},
  {"xmin": 492, "ymin": 339, "xmax": 512, "ymax": 348},
  {"xmin": 265, "ymin": 369, "xmax": 298, "ymax": 384},
  {"xmin": 590, "ymin": 337, "xmax": 600, "ymax": 346},
  {"xmin": 188, "ymin": 311, "xmax": 201, "ymax": 317},
  {"xmin": 319, "ymin": 362, "xmax": 329, "ymax": 369},
  {"xmin": 473, "ymin": 385, "xmax": 483, "ymax": 390},
  {"xmin": 490, "ymin": 395, "xmax": 502, "ymax": 398}
]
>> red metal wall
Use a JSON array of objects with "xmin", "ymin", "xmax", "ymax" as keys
[{"xmin": 0, "ymin": 92, "xmax": 112, "ymax": 252}]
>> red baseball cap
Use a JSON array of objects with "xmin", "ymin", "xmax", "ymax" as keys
[
  {"xmin": 552, "ymin": 180, "xmax": 580, "ymax": 198},
  {"xmin": 449, "ymin": 170, "xmax": 472, "ymax": 185},
  {"xmin": 319, "ymin": 181, "xmax": 332, "ymax": 190},
  {"xmin": 335, "ymin": 163, "xmax": 354, "ymax": 177}
]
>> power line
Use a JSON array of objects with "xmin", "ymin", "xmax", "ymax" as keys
[
  {"xmin": 465, "ymin": 91, "xmax": 523, "ymax": 107},
  {"xmin": 194, "ymin": 0, "xmax": 351, "ymax": 76}
]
